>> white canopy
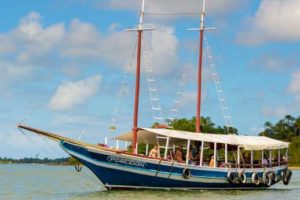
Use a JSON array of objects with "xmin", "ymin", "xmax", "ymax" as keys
[{"xmin": 115, "ymin": 128, "xmax": 289, "ymax": 151}]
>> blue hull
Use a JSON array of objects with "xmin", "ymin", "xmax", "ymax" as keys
[{"xmin": 60, "ymin": 141, "xmax": 286, "ymax": 190}]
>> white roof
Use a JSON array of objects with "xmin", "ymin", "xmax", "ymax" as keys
[{"xmin": 115, "ymin": 128, "xmax": 289, "ymax": 150}]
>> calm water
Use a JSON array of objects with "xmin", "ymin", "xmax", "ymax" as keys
[{"xmin": 0, "ymin": 164, "xmax": 299, "ymax": 200}]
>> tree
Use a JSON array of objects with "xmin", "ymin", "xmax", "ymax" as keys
[{"xmin": 167, "ymin": 116, "xmax": 237, "ymax": 134}]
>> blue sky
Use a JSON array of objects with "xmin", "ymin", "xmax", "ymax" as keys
[{"xmin": 1, "ymin": 0, "xmax": 300, "ymax": 158}]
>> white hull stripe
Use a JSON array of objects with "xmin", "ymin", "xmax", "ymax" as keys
[
  {"xmin": 62, "ymin": 145, "xmax": 227, "ymax": 184},
  {"xmin": 86, "ymin": 145, "xmax": 287, "ymax": 173}
]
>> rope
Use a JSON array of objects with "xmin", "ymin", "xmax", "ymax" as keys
[
  {"xmin": 109, "ymin": 40, "xmax": 137, "ymax": 133},
  {"xmin": 211, "ymin": 32, "xmax": 260, "ymax": 130},
  {"xmin": 167, "ymin": 36, "xmax": 198, "ymax": 122},
  {"xmin": 145, "ymin": 12, "xmax": 200, "ymax": 16},
  {"xmin": 18, "ymin": 128, "xmax": 101, "ymax": 186}
]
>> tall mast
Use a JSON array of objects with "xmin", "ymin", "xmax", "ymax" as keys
[
  {"xmin": 196, "ymin": 0, "xmax": 206, "ymax": 133},
  {"xmin": 132, "ymin": 0, "xmax": 145, "ymax": 154}
]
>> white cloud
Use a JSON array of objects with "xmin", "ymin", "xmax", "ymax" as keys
[
  {"xmin": 49, "ymin": 75, "xmax": 101, "ymax": 111},
  {"xmin": 142, "ymin": 26, "xmax": 178, "ymax": 75},
  {"xmin": 288, "ymin": 70, "xmax": 300, "ymax": 101},
  {"xmin": 96, "ymin": 0, "xmax": 244, "ymax": 15},
  {"xmin": 12, "ymin": 11, "xmax": 65, "ymax": 63},
  {"xmin": 237, "ymin": 0, "xmax": 300, "ymax": 45},
  {"xmin": 0, "ymin": 11, "xmax": 180, "ymax": 89},
  {"xmin": 0, "ymin": 12, "xmax": 65, "ymax": 84},
  {"xmin": 261, "ymin": 106, "xmax": 289, "ymax": 118},
  {"xmin": 61, "ymin": 19, "xmax": 179, "ymax": 75},
  {"xmin": 250, "ymin": 53, "xmax": 298, "ymax": 71}
]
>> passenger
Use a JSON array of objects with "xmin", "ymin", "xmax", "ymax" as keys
[
  {"xmin": 175, "ymin": 145, "xmax": 185, "ymax": 163},
  {"xmin": 191, "ymin": 145, "xmax": 198, "ymax": 159},
  {"xmin": 262, "ymin": 156, "xmax": 268, "ymax": 166},
  {"xmin": 149, "ymin": 146, "xmax": 159, "ymax": 158},
  {"xmin": 209, "ymin": 154, "xmax": 215, "ymax": 167},
  {"xmin": 242, "ymin": 153, "xmax": 250, "ymax": 167}
]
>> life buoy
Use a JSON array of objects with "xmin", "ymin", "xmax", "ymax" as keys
[
  {"xmin": 227, "ymin": 171, "xmax": 235, "ymax": 184},
  {"xmin": 75, "ymin": 164, "xmax": 82, "ymax": 172},
  {"xmin": 267, "ymin": 172, "xmax": 274, "ymax": 186},
  {"xmin": 238, "ymin": 170, "xmax": 247, "ymax": 184},
  {"xmin": 182, "ymin": 168, "xmax": 191, "ymax": 179},
  {"xmin": 269, "ymin": 171, "xmax": 276, "ymax": 183},
  {"xmin": 282, "ymin": 169, "xmax": 292, "ymax": 185},
  {"xmin": 251, "ymin": 172, "xmax": 260, "ymax": 185},
  {"xmin": 274, "ymin": 172, "xmax": 280, "ymax": 183},
  {"xmin": 263, "ymin": 171, "xmax": 270, "ymax": 186}
]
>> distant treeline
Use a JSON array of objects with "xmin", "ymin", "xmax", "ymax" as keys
[{"xmin": 0, "ymin": 157, "xmax": 78, "ymax": 165}]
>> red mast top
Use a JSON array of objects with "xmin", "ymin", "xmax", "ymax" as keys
[{"xmin": 195, "ymin": 0, "xmax": 206, "ymax": 133}]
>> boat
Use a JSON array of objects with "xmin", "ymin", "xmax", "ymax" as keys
[{"xmin": 18, "ymin": 0, "xmax": 292, "ymax": 190}]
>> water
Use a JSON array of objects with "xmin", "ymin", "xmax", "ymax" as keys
[{"xmin": 0, "ymin": 164, "xmax": 299, "ymax": 200}]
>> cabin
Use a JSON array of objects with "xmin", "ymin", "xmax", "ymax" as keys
[{"xmin": 116, "ymin": 128, "xmax": 289, "ymax": 169}]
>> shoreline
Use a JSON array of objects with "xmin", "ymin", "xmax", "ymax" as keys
[{"xmin": 289, "ymin": 166, "xmax": 300, "ymax": 170}]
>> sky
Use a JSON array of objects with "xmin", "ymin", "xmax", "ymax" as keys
[{"xmin": 0, "ymin": 0, "xmax": 300, "ymax": 158}]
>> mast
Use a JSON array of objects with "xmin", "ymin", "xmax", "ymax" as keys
[
  {"xmin": 132, "ymin": 0, "xmax": 145, "ymax": 154},
  {"xmin": 196, "ymin": 0, "xmax": 206, "ymax": 133}
]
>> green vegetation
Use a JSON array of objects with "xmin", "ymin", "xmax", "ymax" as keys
[
  {"xmin": 0, "ymin": 157, "xmax": 79, "ymax": 165},
  {"xmin": 259, "ymin": 115, "xmax": 300, "ymax": 166},
  {"xmin": 167, "ymin": 116, "xmax": 238, "ymax": 134}
]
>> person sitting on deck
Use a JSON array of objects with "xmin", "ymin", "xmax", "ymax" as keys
[
  {"xmin": 262, "ymin": 156, "xmax": 268, "ymax": 167},
  {"xmin": 149, "ymin": 146, "xmax": 160, "ymax": 158},
  {"xmin": 242, "ymin": 152, "xmax": 250, "ymax": 168},
  {"xmin": 175, "ymin": 145, "xmax": 185, "ymax": 163},
  {"xmin": 209, "ymin": 154, "xmax": 215, "ymax": 167}
]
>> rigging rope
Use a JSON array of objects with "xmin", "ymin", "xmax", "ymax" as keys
[
  {"xmin": 211, "ymin": 32, "xmax": 260, "ymax": 129},
  {"xmin": 18, "ymin": 128, "xmax": 101, "ymax": 187},
  {"xmin": 143, "ymin": 34, "xmax": 164, "ymax": 124},
  {"xmin": 109, "ymin": 40, "xmax": 137, "ymax": 132},
  {"xmin": 203, "ymin": 37, "xmax": 234, "ymax": 134},
  {"xmin": 145, "ymin": 12, "xmax": 200, "ymax": 16},
  {"xmin": 167, "ymin": 37, "xmax": 198, "ymax": 122}
]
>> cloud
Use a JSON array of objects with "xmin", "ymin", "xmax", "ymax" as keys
[
  {"xmin": 0, "ymin": 11, "xmax": 181, "ymax": 89},
  {"xmin": 9, "ymin": 11, "xmax": 64, "ymax": 64},
  {"xmin": 49, "ymin": 75, "xmax": 101, "ymax": 111},
  {"xmin": 288, "ymin": 70, "xmax": 300, "ymax": 101},
  {"xmin": 250, "ymin": 53, "xmax": 298, "ymax": 72},
  {"xmin": 142, "ymin": 26, "xmax": 178, "ymax": 75},
  {"xmin": 61, "ymin": 19, "xmax": 179, "ymax": 75},
  {"xmin": 237, "ymin": 0, "xmax": 300, "ymax": 45},
  {"xmin": 0, "ymin": 12, "xmax": 65, "ymax": 85},
  {"xmin": 261, "ymin": 106, "xmax": 289, "ymax": 118},
  {"xmin": 96, "ymin": 0, "xmax": 245, "ymax": 15}
]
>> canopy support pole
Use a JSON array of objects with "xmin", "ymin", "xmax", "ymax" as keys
[
  {"xmin": 251, "ymin": 150, "xmax": 254, "ymax": 169},
  {"xmin": 200, "ymin": 141, "xmax": 204, "ymax": 167},
  {"xmin": 214, "ymin": 142, "xmax": 217, "ymax": 168},
  {"xmin": 237, "ymin": 146, "xmax": 240, "ymax": 168},
  {"xmin": 261, "ymin": 150, "xmax": 264, "ymax": 166},
  {"xmin": 164, "ymin": 137, "xmax": 170, "ymax": 159},
  {"xmin": 225, "ymin": 143, "xmax": 228, "ymax": 166},
  {"xmin": 186, "ymin": 140, "xmax": 191, "ymax": 165},
  {"xmin": 278, "ymin": 149, "xmax": 280, "ymax": 166},
  {"xmin": 286, "ymin": 148, "xmax": 288, "ymax": 162},
  {"xmin": 146, "ymin": 144, "xmax": 149, "ymax": 156},
  {"xmin": 269, "ymin": 150, "xmax": 272, "ymax": 167},
  {"xmin": 116, "ymin": 140, "xmax": 119, "ymax": 149}
]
